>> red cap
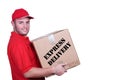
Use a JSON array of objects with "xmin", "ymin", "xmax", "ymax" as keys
[{"xmin": 12, "ymin": 8, "xmax": 34, "ymax": 21}]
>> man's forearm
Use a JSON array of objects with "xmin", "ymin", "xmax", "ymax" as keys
[{"xmin": 24, "ymin": 67, "xmax": 55, "ymax": 78}]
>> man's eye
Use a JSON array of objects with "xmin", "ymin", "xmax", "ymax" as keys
[{"xmin": 26, "ymin": 21, "xmax": 30, "ymax": 24}]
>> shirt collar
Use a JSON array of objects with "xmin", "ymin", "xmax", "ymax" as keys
[{"xmin": 11, "ymin": 31, "xmax": 30, "ymax": 43}]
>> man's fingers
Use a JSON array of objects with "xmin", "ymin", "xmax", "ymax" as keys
[{"xmin": 61, "ymin": 63, "xmax": 67, "ymax": 67}]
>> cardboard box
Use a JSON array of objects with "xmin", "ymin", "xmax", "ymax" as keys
[{"xmin": 32, "ymin": 29, "xmax": 80, "ymax": 69}]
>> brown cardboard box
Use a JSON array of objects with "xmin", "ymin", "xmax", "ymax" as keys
[{"xmin": 32, "ymin": 29, "xmax": 80, "ymax": 69}]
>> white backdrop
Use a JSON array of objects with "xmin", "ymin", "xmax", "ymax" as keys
[{"xmin": 0, "ymin": 0, "xmax": 120, "ymax": 80}]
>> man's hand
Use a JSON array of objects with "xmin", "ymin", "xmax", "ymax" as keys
[{"xmin": 52, "ymin": 63, "xmax": 67, "ymax": 76}]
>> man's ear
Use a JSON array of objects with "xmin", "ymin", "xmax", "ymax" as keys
[{"xmin": 11, "ymin": 21, "xmax": 15, "ymax": 29}]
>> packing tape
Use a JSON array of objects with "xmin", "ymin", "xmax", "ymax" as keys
[{"xmin": 48, "ymin": 34, "xmax": 55, "ymax": 45}]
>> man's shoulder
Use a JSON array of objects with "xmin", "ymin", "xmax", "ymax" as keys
[{"xmin": 8, "ymin": 37, "xmax": 26, "ymax": 47}]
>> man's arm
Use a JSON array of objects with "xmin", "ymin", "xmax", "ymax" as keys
[{"xmin": 24, "ymin": 63, "xmax": 67, "ymax": 78}]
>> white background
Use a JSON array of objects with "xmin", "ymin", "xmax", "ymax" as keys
[{"xmin": 0, "ymin": 0, "xmax": 120, "ymax": 80}]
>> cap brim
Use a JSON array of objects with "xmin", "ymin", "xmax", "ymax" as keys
[{"xmin": 26, "ymin": 16, "xmax": 34, "ymax": 19}]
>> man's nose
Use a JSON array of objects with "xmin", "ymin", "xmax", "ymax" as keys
[{"xmin": 23, "ymin": 23, "xmax": 27, "ymax": 28}]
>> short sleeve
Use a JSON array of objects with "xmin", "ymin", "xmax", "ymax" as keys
[{"xmin": 11, "ymin": 43, "xmax": 33, "ymax": 74}]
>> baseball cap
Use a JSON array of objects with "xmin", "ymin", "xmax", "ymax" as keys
[{"xmin": 12, "ymin": 8, "xmax": 34, "ymax": 21}]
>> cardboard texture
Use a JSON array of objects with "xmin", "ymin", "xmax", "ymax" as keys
[{"xmin": 32, "ymin": 29, "xmax": 80, "ymax": 69}]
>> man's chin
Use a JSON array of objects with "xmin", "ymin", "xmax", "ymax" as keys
[{"xmin": 21, "ymin": 33, "xmax": 28, "ymax": 36}]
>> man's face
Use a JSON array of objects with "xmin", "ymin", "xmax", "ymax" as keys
[{"xmin": 12, "ymin": 17, "xmax": 30, "ymax": 36}]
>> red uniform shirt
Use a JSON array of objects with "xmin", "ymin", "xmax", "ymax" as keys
[{"xmin": 7, "ymin": 32, "xmax": 45, "ymax": 80}]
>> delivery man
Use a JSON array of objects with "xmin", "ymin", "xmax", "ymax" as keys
[{"xmin": 7, "ymin": 8, "xmax": 67, "ymax": 80}]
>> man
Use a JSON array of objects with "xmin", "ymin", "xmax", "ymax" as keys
[{"xmin": 7, "ymin": 8, "xmax": 67, "ymax": 80}]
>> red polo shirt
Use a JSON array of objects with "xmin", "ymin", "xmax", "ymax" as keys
[{"xmin": 7, "ymin": 32, "xmax": 45, "ymax": 80}]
